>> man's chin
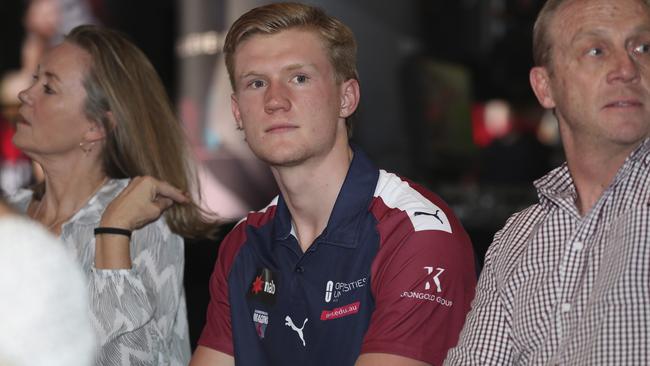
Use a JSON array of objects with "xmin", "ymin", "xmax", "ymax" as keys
[
  {"xmin": 263, "ymin": 156, "xmax": 306, "ymax": 168},
  {"xmin": 254, "ymin": 149, "xmax": 307, "ymax": 168},
  {"xmin": 610, "ymin": 121, "xmax": 650, "ymax": 144}
]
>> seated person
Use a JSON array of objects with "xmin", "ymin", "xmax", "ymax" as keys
[
  {"xmin": 9, "ymin": 25, "xmax": 217, "ymax": 365},
  {"xmin": 190, "ymin": 3, "xmax": 477, "ymax": 366}
]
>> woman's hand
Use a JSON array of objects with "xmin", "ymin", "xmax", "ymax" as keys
[
  {"xmin": 95, "ymin": 177, "xmax": 188, "ymax": 269},
  {"xmin": 100, "ymin": 176, "xmax": 189, "ymax": 231}
]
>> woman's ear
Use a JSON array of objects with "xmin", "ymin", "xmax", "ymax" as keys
[{"xmin": 84, "ymin": 111, "xmax": 113, "ymax": 143}]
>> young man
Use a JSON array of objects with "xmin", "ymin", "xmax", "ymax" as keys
[
  {"xmin": 446, "ymin": 0, "xmax": 650, "ymax": 364},
  {"xmin": 191, "ymin": 3, "xmax": 476, "ymax": 365}
]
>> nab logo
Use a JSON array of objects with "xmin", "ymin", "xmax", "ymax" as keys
[
  {"xmin": 251, "ymin": 276, "xmax": 276, "ymax": 295},
  {"xmin": 248, "ymin": 268, "xmax": 278, "ymax": 305},
  {"xmin": 423, "ymin": 266, "xmax": 445, "ymax": 292}
]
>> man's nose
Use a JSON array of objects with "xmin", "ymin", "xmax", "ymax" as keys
[
  {"xmin": 264, "ymin": 82, "xmax": 291, "ymax": 113},
  {"xmin": 608, "ymin": 50, "xmax": 641, "ymax": 84}
]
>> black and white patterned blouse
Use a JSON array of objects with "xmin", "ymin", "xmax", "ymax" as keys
[
  {"xmin": 11, "ymin": 179, "xmax": 190, "ymax": 366},
  {"xmin": 446, "ymin": 140, "xmax": 650, "ymax": 365}
]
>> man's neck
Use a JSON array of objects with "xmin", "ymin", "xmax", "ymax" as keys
[
  {"xmin": 272, "ymin": 143, "xmax": 354, "ymax": 252},
  {"xmin": 564, "ymin": 138, "xmax": 640, "ymax": 216}
]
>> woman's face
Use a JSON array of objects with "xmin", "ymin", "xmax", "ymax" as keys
[{"xmin": 14, "ymin": 42, "xmax": 97, "ymax": 160}]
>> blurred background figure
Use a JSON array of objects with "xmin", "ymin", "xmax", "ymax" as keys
[
  {"xmin": 0, "ymin": 200, "xmax": 95, "ymax": 366},
  {"xmin": 2, "ymin": 0, "xmax": 98, "ymax": 105},
  {"xmin": 0, "ymin": 0, "xmax": 99, "ymax": 195}
]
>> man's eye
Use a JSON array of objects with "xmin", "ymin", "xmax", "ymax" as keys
[
  {"xmin": 43, "ymin": 84, "xmax": 55, "ymax": 94},
  {"xmin": 634, "ymin": 43, "xmax": 650, "ymax": 54},
  {"xmin": 587, "ymin": 48, "xmax": 603, "ymax": 56},
  {"xmin": 293, "ymin": 75, "xmax": 309, "ymax": 84},
  {"xmin": 249, "ymin": 80, "xmax": 265, "ymax": 89}
]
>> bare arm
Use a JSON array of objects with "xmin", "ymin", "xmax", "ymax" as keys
[
  {"xmin": 189, "ymin": 346, "xmax": 234, "ymax": 366},
  {"xmin": 356, "ymin": 353, "xmax": 430, "ymax": 366}
]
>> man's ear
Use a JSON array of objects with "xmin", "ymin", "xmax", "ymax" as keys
[
  {"xmin": 231, "ymin": 93, "xmax": 244, "ymax": 130},
  {"xmin": 339, "ymin": 79, "xmax": 360, "ymax": 118},
  {"xmin": 530, "ymin": 66, "xmax": 556, "ymax": 109}
]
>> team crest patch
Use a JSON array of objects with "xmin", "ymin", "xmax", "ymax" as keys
[
  {"xmin": 253, "ymin": 309, "xmax": 269, "ymax": 339},
  {"xmin": 248, "ymin": 268, "xmax": 278, "ymax": 305}
]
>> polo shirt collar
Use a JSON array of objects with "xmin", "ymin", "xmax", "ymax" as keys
[{"xmin": 273, "ymin": 145, "xmax": 379, "ymax": 249}]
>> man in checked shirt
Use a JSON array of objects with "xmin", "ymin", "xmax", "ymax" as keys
[{"xmin": 446, "ymin": 0, "xmax": 650, "ymax": 364}]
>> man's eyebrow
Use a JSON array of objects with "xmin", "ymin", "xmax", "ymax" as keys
[
  {"xmin": 570, "ymin": 25, "xmax": 650, "ymax": 44},
  {"xmin": 238, "ymin": 71, "xmax": 263, "ymax": 81},
  {"xmin": 632, "ymin": 25, "xmax": 650, "ymax": 34},
  {"xmin": 570, "ymin": 28, "xmax": 607, "ymax": 44},
  {"xmin": 237, "ymin": 63, "xmax": 318, "ymax": 80},
  {"xmin": 285, "ymin": 63, "xmax": 313, "ymax": 71}
]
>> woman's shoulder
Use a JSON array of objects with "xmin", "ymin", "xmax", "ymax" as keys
[
  {"xmin": 64, "ymin": 178, "xmax": 128, "ymax": 222},
  {"xmin": 84, "ymin": 178, "xmax": 129, "ymax": 208},
  {"xmin": 98, "ymin": 178, "xmax": 130, "ymax": 199}
]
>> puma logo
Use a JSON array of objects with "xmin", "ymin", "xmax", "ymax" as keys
[
  {"xmin": 414, "ymin": 209, "xmax": 444, "ymax": 224},
  {"xmin": 285, "ymin": 315, "xmax": 308, "ymax": 346}
]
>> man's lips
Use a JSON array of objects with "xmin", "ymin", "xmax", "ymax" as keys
[
  {"xmin": 265, "ymin": 124, "xmax": 297, "ymax": 133},
  {"xmin": 603, "ymin": 99, "xmax": 643, "ymax": 109}
]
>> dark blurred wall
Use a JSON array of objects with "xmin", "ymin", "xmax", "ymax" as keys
[
  {"xmin": 103, "ymin": 0, "xmax": 177, "ymax": 100},
  {"xmin": 0, "ymin": 2, "xmax": 26, "ymax": 74},
  {"xmin": 315, "ymin": 0, "xmax": 420, "ymax": 178}
]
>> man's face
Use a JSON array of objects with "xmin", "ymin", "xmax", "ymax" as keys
[
  {"xmin": 531, "ymin": 0, "xmax": 650, "ymax": 151},
  {"xmin": 230, "ymin": 28, "xmax": 358, "ymax": 167}
]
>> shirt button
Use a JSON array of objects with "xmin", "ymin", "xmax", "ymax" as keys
[
  {"xmin": 295, "ymin": 266, "xmax": 304, "ymax": 273},
  {"xmin": 561, "ymin": 303, "xmax": 571, "ymax": 313},
  {"xmin": 572, "ymin": 241, "xmax": 584, "ymax": 252}
]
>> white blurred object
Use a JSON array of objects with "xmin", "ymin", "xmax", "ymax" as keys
[
  {"xmin": 0, "ymin": 215, "xmax": 96, "ymax": 366},
  {"xmin": 0, "ymin": 161, "xmax": 32, "ymax": 196},
  {"xmin": 484, "ymin": 99, "xmax": 512, "ymax": 139},
  {"xmin": 537, "ymin": 109, "xmax": 560, "ymax": 146}
]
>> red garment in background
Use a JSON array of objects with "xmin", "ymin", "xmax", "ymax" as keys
[{"xmin": 0, "ymin": 115, "xmax": 25, "ymax": 162}]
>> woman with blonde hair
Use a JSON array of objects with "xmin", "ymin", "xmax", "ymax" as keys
[{"xmin": 9, "ymin": 24, "xmax": 216, "ymax": 365}]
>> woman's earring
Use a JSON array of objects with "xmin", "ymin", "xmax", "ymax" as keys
[{"xmin": 79, "ymin": 141, "xmax": 94, "ymax": 155}]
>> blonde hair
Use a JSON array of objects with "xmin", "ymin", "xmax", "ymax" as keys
[
  {"xmin": 224, "ymin": 2, "xmax": 359, "ymax": 132},
  {"xmin": 63, "ymin": 25, "xmax": 217, "ymax": 239}
]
